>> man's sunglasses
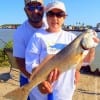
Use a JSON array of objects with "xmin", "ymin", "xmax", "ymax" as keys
[
  {"xmin": 26, "ymin": 6, "xmax": 43, "ymax": 11},
  {"xmin": 46, "ymin": 11, "xmax": 66, "ymax": 18}
]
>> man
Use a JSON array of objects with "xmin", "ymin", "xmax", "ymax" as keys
[{"xmin": 13, "ymin": 0, "xmax": 47, "ymax": 99}]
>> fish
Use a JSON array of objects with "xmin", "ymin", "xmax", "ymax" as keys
[{"xmin": 4, "ymin": 29, "xmax": 100, "ymax": 100}]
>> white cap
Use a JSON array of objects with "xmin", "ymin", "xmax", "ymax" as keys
[
  {"xmin": 46, "ymin": 1, "xmax": 67, "ymax": 14},
  {"xmin": 24, "ymin": 0, "xmax": 43, "ymax": 5}
]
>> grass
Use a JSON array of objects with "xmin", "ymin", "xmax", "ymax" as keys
[
  {"xmin": 0, "ymin": 40, "xmax": 12, "ymax": 67},
  {"xmin": 0, "ymin": 51, "xmax": 10, "ymax": 67}
]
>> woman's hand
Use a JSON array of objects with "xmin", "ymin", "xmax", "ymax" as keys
[
  {"xmin": 47, "ymin": 68, "xmax": 60, "ymax": 83},
  {"xmin": 38, "ymin": 68, "xmax": 60, "ymax": 94},
  {"xmin": 74, "ymin": 70, "xmax": 80, "ymax": 85},
  {"xmin": 38, "ymin": 81, "xmax": 52, "ymax": 94}
]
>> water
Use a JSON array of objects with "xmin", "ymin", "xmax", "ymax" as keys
[
  {"xmin": 0, "ymin": 29, "xmax": 100, "ymax": 69},
  {"xmin": 0, "ymin": 29, "xmax": 15, "ymax": 48}
]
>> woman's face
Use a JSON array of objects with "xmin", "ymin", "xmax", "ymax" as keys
[{"xmin": 46, "ymin": 8, "xmax": 66, "ymax": 32}]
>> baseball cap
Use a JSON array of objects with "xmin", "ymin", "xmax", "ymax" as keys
[
  {"xmin": 24, "ymin": 0, "xmax": 43, "ymax": 5},
  {"xmin": 46, "ymin": 1, "xmax": 67, "ymax": 14}
]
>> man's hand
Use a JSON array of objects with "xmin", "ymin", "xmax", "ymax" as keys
[{"xmin": 38, "ymin": 68, "xmax": 60, "ymax": 94}]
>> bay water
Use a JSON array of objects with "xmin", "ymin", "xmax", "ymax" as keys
[
  {"xmin": 0, "ymin": 29, "xmax": 100, "ymax": 70},
  {"xmin": 0, "ymin": 29, "xmax": 15, "ymax": 48}
]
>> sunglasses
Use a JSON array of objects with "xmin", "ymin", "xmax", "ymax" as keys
[
  {"xmin": 26, "ymin": 6, "xmax": 43, "ymax": 11},
  {"xmin": 46, "ymin": 11, "xmax": 66, "ymax": 18}
]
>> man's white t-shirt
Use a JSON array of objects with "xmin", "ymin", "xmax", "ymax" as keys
[
  {"xmin": 13, "ymin": 20, "xmax": 47, "ymax": 58},
  {"xmin": 25, "ymin": 29, "xmax": 77, "ymax": 100},
  {"xmin": 13, "ymin": 20, "xmax": 47, "ymax": 77}
]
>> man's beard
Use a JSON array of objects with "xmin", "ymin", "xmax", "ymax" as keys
[{"xmin": 29, "ymin": 13, "xmax": 44, "ymax": 23}]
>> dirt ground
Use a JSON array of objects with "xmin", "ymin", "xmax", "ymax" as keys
[{"xmin": 0, "ymin": 67, "xmax": 100, "ymax": 100}]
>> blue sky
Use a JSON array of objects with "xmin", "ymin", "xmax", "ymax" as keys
[{"xmin": 0, "ymin": 0, "xmax": 100, "ymax": 27}]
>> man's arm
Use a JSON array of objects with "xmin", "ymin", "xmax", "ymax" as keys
[{"xmin": 15, "ymin": 57, "xmax": 31, "ymax": 78}]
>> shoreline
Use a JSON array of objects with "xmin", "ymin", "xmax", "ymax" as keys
[{"xmin": 0, "ymin": 28, "xmax": 100, "ymax": 32}]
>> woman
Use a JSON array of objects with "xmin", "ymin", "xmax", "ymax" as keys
[{"xmin": 25, "ymin": 1, "xmax": 95, "ymax": 100}]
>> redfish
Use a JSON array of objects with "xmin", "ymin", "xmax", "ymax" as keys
[{"xmin": 4, "ymin": 29, "xmax": 100, "ymax": 100}]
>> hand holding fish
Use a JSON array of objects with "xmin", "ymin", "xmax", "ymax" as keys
[
  {"xmin": 82, "ymin": 29, "xmax": 100, "ymax": 65},
  {"xmin": 47, "ymin": 68, "xmax": 60, "ymax": 83},
  {"xmin": 38, "ymin": 80, "xmax": 52, "ymax": 94},
  {"xmin": 81, "ymin": 29, "xmax": 100, "ymax": 49},
  {"xmin": 38, "ymin": 68, "xmax": 60, "ymax": 94}
]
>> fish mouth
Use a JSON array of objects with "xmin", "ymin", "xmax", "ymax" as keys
[{"xmin": 80, "ymin": 40, "xmax": 89, "ymax": 50}]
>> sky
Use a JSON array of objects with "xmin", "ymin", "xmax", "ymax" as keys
[{"xmin": 0, "ymin": 0, "xmax": 100, "ymax": 27}]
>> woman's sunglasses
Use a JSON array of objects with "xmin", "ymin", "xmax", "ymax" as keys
[
  {"xmin": 26, "ymin": 5, "xmax": 43, "ymax": 11},
  {"xmin": 46, "ymin": 11, "xmax": 67, "ymax": 18}
]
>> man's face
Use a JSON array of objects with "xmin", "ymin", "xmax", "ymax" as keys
[{"xmin": 25, "ymin": 2, "xmax": 44, "ymax": 23}]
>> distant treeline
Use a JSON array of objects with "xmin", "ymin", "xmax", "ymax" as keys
[{"xmin": 0, "ymin": 24, "xmax": 21, "ymax": 29}]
